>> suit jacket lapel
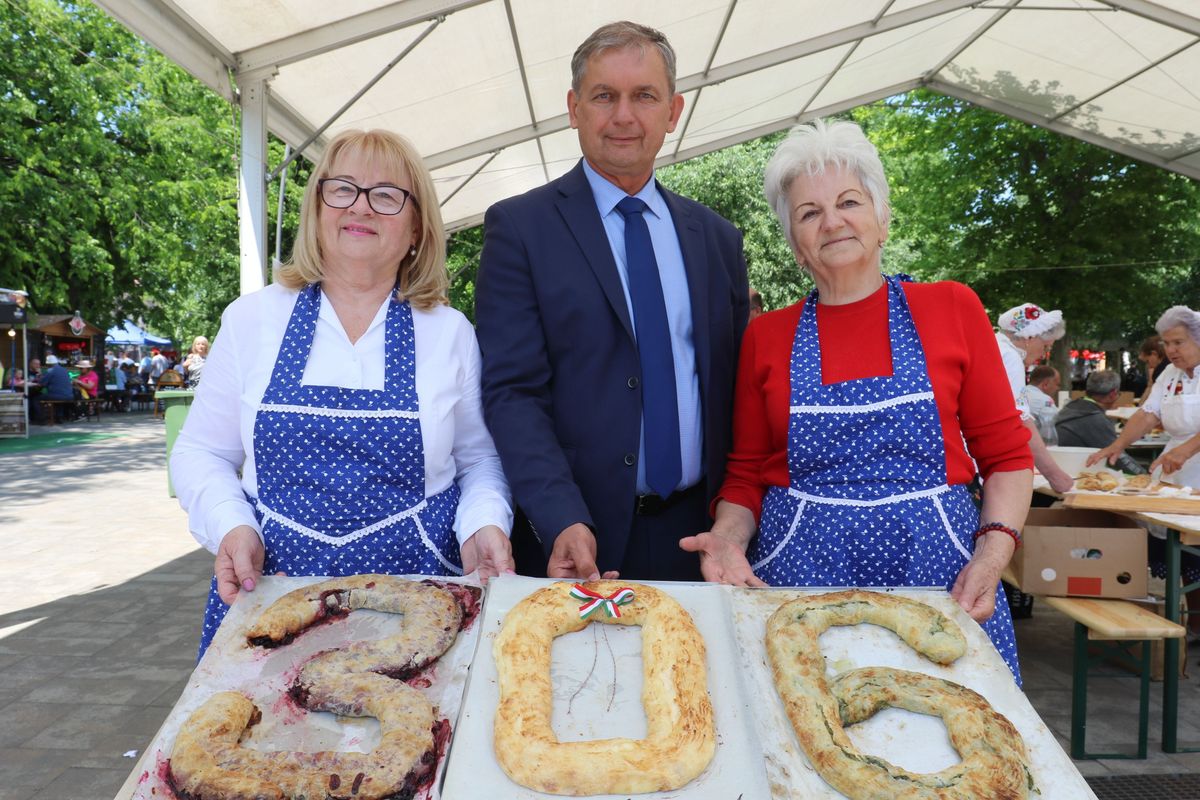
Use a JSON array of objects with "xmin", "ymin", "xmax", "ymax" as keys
[
  {"xmin": 662, "ymin": 186, "xmax": 711, "ymax": 395},
  {"xmin": 556, "ymin": 162, "xmax": 634, "ymax": 342}
]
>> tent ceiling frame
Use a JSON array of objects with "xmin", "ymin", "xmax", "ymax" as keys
[
  {"xmin": 1049, "ymin": 38, "xmax": 1200, "ymax": 123},
  {"xmin": 501, "ymin": 0, "xmax": 548, "ymax": 184},
  {"xmin": 267, "ymin": 18, "xmax": 444, "ymax": 181},
  {"xmin": 236, "ymin": 0, "xmax": 487, "ymax": 74},
  {"xmin": 424, "ymin": 0, "xmax": 980, "ymax": 170},
  {"xmin": 672, "ymin": 0, "xmax": 740, "ymax": 159},
  {"xmin": 440, "ymin": 150, "xmax": 501, "ymax": 208},
  {"xmin": 924, "ymin": 0, "xmax": 1018, "ymax": 79},
  {"xmin": 1104, "ymin": 0, "xmax": 1200, "ymax": 37},
  {"xmin": 928, "ymin": 77, "xmax": 1200, "ymax": 181}
]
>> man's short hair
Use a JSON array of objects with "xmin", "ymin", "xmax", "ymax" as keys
[
  {"xmin": 1028, "ymin": 365, "xmax": 1058, "ymax": 385},
  {"xmin": 1085, "ymin": 369, "xmax": 1121, "ymax": 397},
  {"xmin": 571, "ymin": 21, "xmax": 677, "ymax": 95},
  {"xmin": 749, "ymin": 289, "xmax": 764, "ymax": 312}
]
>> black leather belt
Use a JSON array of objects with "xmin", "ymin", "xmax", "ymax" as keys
[{"xmin": 634, "ymin": 482, "xmax": 704, "ymax": 516}]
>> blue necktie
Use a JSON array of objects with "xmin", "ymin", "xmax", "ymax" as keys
[{"xmin": 617, "ymin": 196, "xmax": 682, "ymax": 498}]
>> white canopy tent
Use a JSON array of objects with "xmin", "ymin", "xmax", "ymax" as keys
[{"xmin": 92, "ymin": 0, "xmax": 1200, "ymax": 295}]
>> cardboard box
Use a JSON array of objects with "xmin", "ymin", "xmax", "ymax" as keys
[{"xmin": 1010, "ymin": 508, "xmax": 1147, "ymax": 598}]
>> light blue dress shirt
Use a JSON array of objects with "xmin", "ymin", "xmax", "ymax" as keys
[{"xmin": 581, "ymin": 159, "xmax": 701, "ymax": 496}]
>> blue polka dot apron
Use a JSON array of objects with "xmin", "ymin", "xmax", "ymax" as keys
[
  {"xmin": 749, "ymin": 276, "xmax": 1020, "ymax": 682},
  {"xmin": 198, "ymin": 284, "xmax": 461, "ymax": 656}
]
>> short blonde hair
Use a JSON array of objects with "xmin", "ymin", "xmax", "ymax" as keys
[{"xmin": 276, "ymin": 129, "xmax": 448, "ymax": 310}]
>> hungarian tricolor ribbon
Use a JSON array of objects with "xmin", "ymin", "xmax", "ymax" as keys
[{"xmin": 570, "ymin": 584, "xmax": 635, "ymax": 620}]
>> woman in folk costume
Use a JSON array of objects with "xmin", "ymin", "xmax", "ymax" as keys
[
  {"xmin": 681, "ymin": 119, "xmax": 1032, "ymax": 681},
  {"xmin": 172, "ymin": 129, "xmax": 513, "ymax": 656}
]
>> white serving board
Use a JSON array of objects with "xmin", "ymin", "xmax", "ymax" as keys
[
  {"xmin": 440, "ymin": 574, "xmax": 771, "ymax": 799},
  {"xmin": 119, "ymin": 574, "xmax": 483, "ymax": 800},
  {"xmin": 731, "ymin": 587, "xmax": 1096, "ymax": 799}
]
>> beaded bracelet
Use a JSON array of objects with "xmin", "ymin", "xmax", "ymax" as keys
[{"xmin": 973, "ymin": 522, "xmax": 1022, "ymax": 548}]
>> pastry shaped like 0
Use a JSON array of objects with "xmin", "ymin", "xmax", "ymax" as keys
[
  {"xmin": 767, "ymin": 590, "xmax": 1034, "ymax": 800},
  {"xmin": 169, "ymin": 576, "xmax": 466, "ymax": 800},
  {"xmin": 493, "ymin": 581, "xmax": 715, "ymax": 796}
]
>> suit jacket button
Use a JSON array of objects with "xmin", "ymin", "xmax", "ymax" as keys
[
  {"xmin": 623, "ymin": 453, "xmax": 636, "ymax": 466},
  {"xmin": 627, "ymin": 376, "xmax": 639, "ymax": 389}
]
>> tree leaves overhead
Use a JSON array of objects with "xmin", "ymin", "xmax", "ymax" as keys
[
  {"xmin": 852, "ymin": 89, "xmax": 1200, "ymax": 346},
  {"xmin": 0, "ymin": 0, "xmax": 306, "ymax": 347},
  {"xmin": 3, "ymin": 3, "xmax": 1196, "ymax": 356}
]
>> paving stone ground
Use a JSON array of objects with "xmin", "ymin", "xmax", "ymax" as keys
[{"xmin": 0, "ymin": 410, "xmax": 1196, "ymax": 799}]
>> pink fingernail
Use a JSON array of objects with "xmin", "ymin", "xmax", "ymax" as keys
[{"xmin": 242, "ymin": 578, "xmax": 255, "ymax": 591}]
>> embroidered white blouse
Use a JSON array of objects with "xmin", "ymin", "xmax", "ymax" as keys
[{"xmin": 171, "ymin": 282, "xmax": 512, "ymax": 554}]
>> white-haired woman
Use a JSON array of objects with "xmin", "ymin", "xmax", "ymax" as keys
[
  {"xmin": 1089, "ymin": 305, "xmax": 1200, "ymax": 487},
  {"xmin": 681, "ymin": 119, "xmax": 1031, "ymax": 681},
  {"xmin": 995, "ymin": 303, "xmax": 1075, "ymax": 493},
  {"xmin": 172, "ymin": 129, "xmax": 513, "ymax": 657}
]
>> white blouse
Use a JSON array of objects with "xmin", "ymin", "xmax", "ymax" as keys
[
  {"xmin": 1143, "ymin": 363, "xmax": 1199, "ymax": 419},
  {"xmin": 994, "ymin": 332, "xmax": 1032, "ymax": 420},
  {"xmin": 171, "ymin": 283, "xmax": 512, "ymax": 554}
]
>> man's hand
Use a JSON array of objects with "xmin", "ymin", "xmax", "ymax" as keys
[
  {"xmin": 461, "ymin": 525, "xmax": 515, "ymax": 584},
  {"xmin": 214, "ymin": 526, "xmax": 265, "ymax": 605},
  {"xmin": 547, "ymin": 523, "xmax": 618, "ymax": 581},
  {"xmin": 678, "ymin": 532, "xmax": 766, "ymax": 587}
]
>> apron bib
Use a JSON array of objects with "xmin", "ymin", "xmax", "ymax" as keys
[
  {"xmin": 198, "ymin": 285, "xmax": 461, "ymax": 656},
  {"xmin": 749, "ymin": 276, "xmax": 1020, "ymax": 681},
  {"xmin": 1158, "ymin": 367, "xmax": 1200, "ymax": 488}
]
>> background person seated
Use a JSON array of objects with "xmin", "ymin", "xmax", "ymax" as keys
[
  {"xmin": 1019, "ymin": 365, "xmax": 1060, "ymax": 446},
  {"xmin": 1055, "ymin": 369, "xmax": 1145, "ymax": 475},
  {"xmin": 35, "ymin": 355, "xmax": 74, "ymax": 422}
]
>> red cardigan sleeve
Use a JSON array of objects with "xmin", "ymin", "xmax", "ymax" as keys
[{"xmin": 930, "ymin": 282, "xmax": 1032, "ymax": 478}]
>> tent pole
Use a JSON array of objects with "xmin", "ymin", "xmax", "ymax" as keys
[
  {"xmin": 274, "ymin": 144, "xmax": 290, "ymax": 269},
  {"xmin": 239, "ymin": 76, "xmax": 270, "ymax": 295}
]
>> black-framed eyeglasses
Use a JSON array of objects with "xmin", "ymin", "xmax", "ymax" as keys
[{"xmin": 317, "ymin": 178, "xmax": 416, "ymax": 215}]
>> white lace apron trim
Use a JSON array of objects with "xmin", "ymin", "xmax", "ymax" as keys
[
  {"xmin": 786, "ymin": 483, "xmax": 951, "ymax": 507},
  {"xmin": 257, "ymin": 499, "xmax": 428, "ymax": 547},
  {"xmin": 258, "ymin": 403, "xmax": 420, "ymax": 419},
  {"xmin": 789, "ymin": 391, "xmax": 934, "ymax": 415},
  {"xmin": 751, "ymin": 498, "xmax": 808, "ymax": 572}
]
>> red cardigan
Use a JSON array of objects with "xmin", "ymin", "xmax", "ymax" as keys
[{"xmin": 717, "ymin": 281, "xmax": 1032, "ymax": 521}]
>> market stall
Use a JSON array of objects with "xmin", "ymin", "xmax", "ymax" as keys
[
  {"xmin": 0, "ymin": 288, "xmax": 30, "ymax": 439},
  {"xmin": 32, "ymin": 310, "xmax": 106, "ymax": 371}
]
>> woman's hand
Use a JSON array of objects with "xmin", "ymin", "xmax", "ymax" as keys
[
  {"xmin": 678, "ymin": 531, "xmax": 766, "ymax": 587},
  {"xmin": 214, "ymin": 526, "xmax": 266, "ymax": 605},
  {"xmin": 950, "ymin": 532, "xmax": 1015, "ymax": 622},
  {"xmin": 1085, "ymin": 442, "xmax": 1126, "ymax": 470},
  {"xmin": 460, "ymin": 525, "xmax": 515, "ymax": 583},
  {"xmin": 1152, "ymin": 445, "xmax": 1195, "ymax": 477},
  {"xmin": 678, "ymin": 500, "xmax": 765, "ymax": 587}
]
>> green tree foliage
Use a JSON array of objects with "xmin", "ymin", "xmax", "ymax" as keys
[
  {"xmin": 0, "ymin": 0, "xmax": 307, "ymax": 349},
  {"xmin": 659, "ymin": 134, "xmax": 805, "ymax": 311},
  {"xmin": 852, "ymin": 89, "xmax": 1200, "ymax": 346}
]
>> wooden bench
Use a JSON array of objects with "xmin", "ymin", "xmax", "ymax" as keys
[
  {"xmin": 1044, "ymin": 596, "xmax": 1185, "ymax": 759},
  {"xmin": 38, "ymin": 398, "xmax": 101, "ymax": 425}
]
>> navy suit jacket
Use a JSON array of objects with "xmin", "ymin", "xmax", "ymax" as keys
[{"xmin": 476, "ymin": 160, "xmax": 749, "ymax": 572}]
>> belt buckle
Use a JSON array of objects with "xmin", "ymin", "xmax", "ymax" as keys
[{"xmin": 635, "ymin": 493, "xmax": 664, "ymax": 515}]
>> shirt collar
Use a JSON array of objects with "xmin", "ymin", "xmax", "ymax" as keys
[{"xmin": 581, "ymin": 159, "xmax": 667, "ymax": 221}]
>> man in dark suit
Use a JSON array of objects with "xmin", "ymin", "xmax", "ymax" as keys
[{"xmin": 476, "ymin": 21, "xmax": 749, "ymax": 581}]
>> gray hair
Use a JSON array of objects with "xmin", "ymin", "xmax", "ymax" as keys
[
  {"xmin": 571, "ymin": 21, "xmax": 677, "ymax": 95},
  {"xmin": 1155, "ymin": 305, "xmax": 1200, "ymax": 345},
  {"xmin": 764, "ymin": 118, "xmax": 891, "ymax": 250},
  {"xmin": 1086, "ymin": 369, "xmax": 1120, "ymax": 398}
]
